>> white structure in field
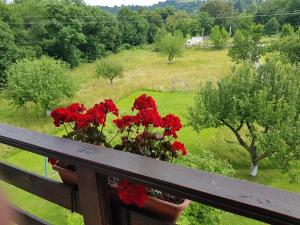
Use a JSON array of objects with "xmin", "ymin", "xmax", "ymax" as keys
[{"xmin": 186, "ymin": 36, "xmax": 204, "ymax": 46}]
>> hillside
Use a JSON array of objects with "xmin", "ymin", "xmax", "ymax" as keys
[{"xmin": 100, "ymin": 0, "xmax": 207, "ymax": 14}]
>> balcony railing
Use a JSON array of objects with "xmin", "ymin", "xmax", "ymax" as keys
[{"xmin": 0, "ymin": 124, "xmax": 299, "ymax": 225}]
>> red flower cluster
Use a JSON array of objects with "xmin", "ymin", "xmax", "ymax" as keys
[
  {"xmin": 118, "ymin": 180, "xmax": 148, "ymax": 207},
  {"xmin": 113, "ymin": 115, "xmax": 138, "ymax": 130},
  {"xmin": 51, "ymin": 100, "xmax": 118, "ymax": 129},
  {"xmin": 172, "ymin": 141, "xmax": 187, "ymax": 156},
  {"xmin": 67, "ymin": 103, "xmax": 85, "ymax": 113},
  {"xmin": 132, "ymin": 94, "xmax": 156, "ymax": 111},
  {"xmin": 136, "ymin": 108, "xmax": 161, "ymax": 127},
  {"xmin": 161, "ymin": 114, "xmax": 182, "ymax": 138},
  {"xmin": 48, "ymin": 158, "xmax": 58, "ymax": 166}
]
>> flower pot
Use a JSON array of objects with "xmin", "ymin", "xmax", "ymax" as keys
[
  {"xmin": 52, "ymin": 165, "xmax": 77, "ymax": 186},
  {"xmin": 53, "ymin": 165, "xmax": 190, "ymax": 222}
]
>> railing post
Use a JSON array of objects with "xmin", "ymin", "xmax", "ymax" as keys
[{"xmin": 77, "ymin": 166, "xmax": 112, "ymax": 225}]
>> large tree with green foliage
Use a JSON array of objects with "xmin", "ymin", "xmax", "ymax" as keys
[
  {"xmin": 190, "ymin": 11, "xmax": 214, "ymax": 36},
  {"xmin": 6, "ymin": 56, "xmax": 76, "ymax": 112},
  {"xmin": 166, "ymin": 11, "xmax": 191, "ymax": 37},
  {"xmin": 156, "ymin": 32, "xmax": 185, "ymax": 63},
  {"xmin": 228, "ymin": 25, "xmax": 264, "ymax": 64},
  {"xmin": 274, "ymin": 31, "xmax": 300, "ymax": 64},
  {"xmin": 201, "ymin": 0, "xmax": 234, "ymax": 26},
  {"xmin": 188, "ymin": 55, "xmax": 300, "ymax": 176},
  {"xmin": 210, "ymin": 25, "xmax": 229, "ymax": 49},
  {"xmin": 143, "ymin": 10, "xmax": 163, "ymax": 43},
  {"xmin": 117, "ymin": 7, "xmax": 149, "ymax": 46}
]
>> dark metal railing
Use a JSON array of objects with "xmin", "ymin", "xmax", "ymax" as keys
[{"xmin": 0, "ymin": 124, "xmax": 300, "ymax": 225}]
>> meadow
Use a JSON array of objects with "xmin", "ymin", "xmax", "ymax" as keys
[{"xmin": 0, "ymin": 47, "xmax": 299, "ymax": 225}]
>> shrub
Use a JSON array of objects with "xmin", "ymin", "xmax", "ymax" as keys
[
  {"xmin": 176, "ymin": 151, "xmax": 235, "ymax": 225},
  {"xmin": 264, "ymin": 17, "xmax": 279, "ymax": 36},
  {"xmin": 6, "ymin": 56, "xmax": 76, "ymax": 112},
  {"xmin": 281, "ymin": 24, "xmax": 294, "ymax": 37},
  {"xmin": 210, "ymin": 25, "xmax": 229, "ymax": 49},
  {"xmin": 96, "ymin": 58, "xmax": 124, "ymax": 87},
  {"xmin": 119, "ymin": 43, "xmax": 132, "ymax": 51}
]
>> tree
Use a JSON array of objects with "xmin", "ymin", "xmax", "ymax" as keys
[
  {"xmin": 144, "ymin": 10, "xmax": 163, "ymax": 43},
  {"xmin": 188, "ymin": 55, "xmax": 300, "ymax": 176},
  {"xmin": 201, "ymin": 0, "xmax": 234, "ymax": 26},
  {"xmin": 6, "ymin": 56, "xmax": 76, "ymax": 112},
  {"xmin": 190, "ymin": 12, "xmax": 214, "ymax": 36},
  {"xmin": 281, "ymin": 23, "xmax": 294, "ymax": 37},
  {"xmin": 117, "ymin": 7, "xmax": 149, "ymax": 46},
  {"xmin": 228, "ymin": 25, "xmax": 264, "ymax": 64},
  {"xmin": 156, "ymin": 32, "xmax": 185, "ymax": 63},
  {"xmin": 166, "ymin": 11, "xmax": 191, "ymax": 37},
  {"xmin": 210, "ymin": 25, "xmax": 229, "ymax": 49},
  {"xmin": 96, "ymin": 58, "xmax": 124, "ymax": 87},
  {"xmin": 275, "ymin": 32, "xmax": 300, "ymax": 64},
  {"xmin": 283, "ymin": 0, "xmax": 300, "ymax": 26},
  {"xmin": 0, "ymin": 20, "xmax": 19, "ymax": 87},
  {"xmin": 0, "ymin": 1, "xmax": 36, "ymax": 87},
  {"xmin": 264, "ymin": 17, "xmax": 280, "ymax": 36}
]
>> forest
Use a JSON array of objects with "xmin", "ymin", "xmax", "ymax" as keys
[{"xmin": 1, "ymin": 0, "xmax": 299, "ymax": 87}]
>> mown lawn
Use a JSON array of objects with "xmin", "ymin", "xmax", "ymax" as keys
[{"xmin": 0, "ymin": 48, "xmax": 299, "ymax": 225}]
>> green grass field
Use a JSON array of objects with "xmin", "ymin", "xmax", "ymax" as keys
[{"xmin": 0, "ymin": 47, "xmax": 299, "ymax": 225}]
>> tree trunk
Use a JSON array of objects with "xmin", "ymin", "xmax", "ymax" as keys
[
  {"xmin": 249, "ymin": 162, "xmax": 258, "ymax": 177},
  {"xmin": 110, "ymin": 79, "xmax": 113, "ymax": 87},
  {"xmin": 168, "ymin": 54, "xmax": 173, "ymax": 63}
]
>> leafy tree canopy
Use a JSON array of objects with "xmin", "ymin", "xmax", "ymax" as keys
[
  {"xmin": 228, "ymin": 24, "xmax": 264, "ymax": 63},
  {"xmin": 156, "ymin": 32, "xmax": 185, "ymax": 63},
  {"xmin": 6, "ymin": 56, "xmax": 76, "ymax": 111},
  {"xmin": 210, "ymin": 25, "xmax": 229, "ymax": 49},
  {"xmin": 96, "ymin": 58, "xmax": 124, "ymax": 87},
  {"xmin": 264, "ymin": 17, "xmax": 280, "ymax": 36},
  {"xmin": 188, "ymin": 54, "xmax": 300, "ymax": 176},
  {"xmin": 117, "ymin": 7, "xmax": 149, "ymax": 46},
  {"xmin": 274, "ymin": 31, "xmax": 300, "ymax": 64}
]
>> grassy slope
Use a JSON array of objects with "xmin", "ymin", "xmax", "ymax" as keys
[{"xmin": 0, "ymin": 48, "xmax": 299, "ymax": 224}]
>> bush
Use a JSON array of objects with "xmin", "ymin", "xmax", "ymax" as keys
[
  {"xmin": 6, "ymin": 56, "xmax": 76, "ymax": 111},
  {"xmin": 281, "ymin": 24, "xmax": 294, "ymax": 37},
  {"xmin": 275, "ymin": 32, "xmax": 300, "ymax": 64},
  {"xmin": 118, "ymin": 43, "xmax": 132, "ymax": 51},
  {"xmin": 210, "ymin": 25, "xmax": 229, "ymax": 49},
  {"xmin": 264, "ymin": 17, "xmax": 279, "ymax": 36},
  {"xmin": 176, "ymin": 151, "xmax": 235, "ymax": 225},
  {"xmin": 96, "ymin": 58, "xmax": 124, "ymax": 86}
]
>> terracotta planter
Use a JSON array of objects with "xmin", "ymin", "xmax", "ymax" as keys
[
  {"xmin": 52, "ymin": 165, "xmax": 190, "ymax": 222},
  {"xmin": 52, "ymin": 165, "xmax": 77, "ymax": 186}
]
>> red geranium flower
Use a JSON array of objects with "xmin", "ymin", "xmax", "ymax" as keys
[
  {"xmin": 67, "ymin": 103, "xmax": 85, "ymax": 113},
  {"xmin": 118, "ymin": 180, "xmax": 148, "ymax": 207},
  {"xmin": 161, "ymin": 114, "xmax": 182, "ymax": 138},
  {"xmin": 172, "ymin": 141, "xmax": 187, "ymax": 156},
  {"xmin": 132, "ymin": 94, "xmax": 157, "ymax": 111},
  {"xmin": 50, "ymin": 108, "xmax": 75, "ymax": 127},
  {"xmin": 113, "ymin": 115, "xmax": 138, "ymax": 130},
  {"xmin": 48, "ymin": 158, "xmax": 58, "ymax": 166},
  {"xmin": 136, "ymin": 108, "xmax": 161, "ymax": 127},
  {"xmin": 94, "ymin": 100, "xmax": 119, "ymax": 116}
]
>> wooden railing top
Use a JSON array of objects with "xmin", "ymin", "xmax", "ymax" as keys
[{"xmin": 0, "ymin": 124, "xmax": 300, "ymax": 225}]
